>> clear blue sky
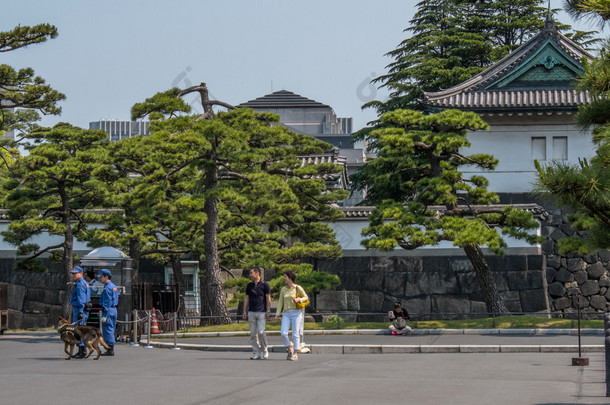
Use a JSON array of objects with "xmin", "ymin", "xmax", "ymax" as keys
[{"xmin": 2, "ymin": 0, "xmax": 600, "ymax": 131}]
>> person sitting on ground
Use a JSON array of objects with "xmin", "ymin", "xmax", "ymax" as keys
[{"xmin": 388, "ymin": 301, "xmax": 412, "ymax": 335}]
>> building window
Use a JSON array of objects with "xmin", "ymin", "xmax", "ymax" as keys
[
  {"xmin": 165, "ymin": 262, "xmax": 199, "ymax": 313},
  {"xmin": 531, "ymin": 137, "xmax": 546, "ymax": 161},
  {"xmin": 166, "ymin": 266, "xmax": 197, "ymax": 293},
  {"xmin": 552, "ymin": 136, "xmax": 568, "ymax": 161}
]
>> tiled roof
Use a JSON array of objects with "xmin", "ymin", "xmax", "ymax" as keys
[
  {"xmin": 340, "ymin": 204, "xmax": 547, "ymax": 219},
  {"xmin": 340, "ymin": 206, "xmax": 374, "ymax": 218},
  {"xmin": 421, "ymin": 19, "xmax": 595, "ymax": 113},
  {"xmin": 299, "ymin": 152, "xmax": 348, "ymax": 189},
  {"xmin": 239, "ymin": 90, "xmax": 331, "ymax": 109},
  {"xmin": 424, "ymin": 89, "xmax": 592, "ymax": 113}
]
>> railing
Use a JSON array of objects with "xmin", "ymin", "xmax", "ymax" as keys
[{"xmin": 116, "ymin": 310, "xmax": 607, "ymax": 345}]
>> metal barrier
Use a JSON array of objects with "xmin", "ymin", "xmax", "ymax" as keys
[
  {"xmin": 0, "ymin": 283, "xmax": 7, "ymax": 334},
  {"xmin": 116, "ymin": 310, "xmax": 607, "ymax": 347},
  {"xmin": 605, "ymin": 312, "xmax": 610, "ymax": 397}
]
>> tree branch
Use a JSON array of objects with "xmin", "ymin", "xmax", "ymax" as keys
[
  {"xmin": 177, "ymin": 82, "xmax": 237, "ymax": 121},
  {"xmin": 25, "ymin": 242, "xmax": 64, "ymax": 260}
]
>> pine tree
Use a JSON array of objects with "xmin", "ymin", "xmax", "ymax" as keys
[
  {"xmin": 358, "ymin": 109, "xmax": 542, "ymax": 314},
  {"xmin": 365, "ymin": 0, "xmax": 493, "ymax": 114},
  {"xmin": 365, "ymin": 0, "xmax": 590, "ymax": 115},
  {"xmin": 1, "ymin": 124, "xmax": 111, "ymax": 314},
  {"xmin": 0, "ymin": 24, "xmax": 65, "ymax": 141},
  {"xmin": 126, "ymin": 84, "xmax": 346, "ymax": 323}
]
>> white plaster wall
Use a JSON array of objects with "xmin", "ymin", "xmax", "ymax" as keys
[
  {"xmin": 328, "ymin": 219, "xmax": 540, "ymax": 252},
  {"xmin": 0, "ymin": 222, "xmax": 96, "ymax": 255},
  {"xmin": 463, "ymin": 115, "xmax": 595, "ymax": 193}
]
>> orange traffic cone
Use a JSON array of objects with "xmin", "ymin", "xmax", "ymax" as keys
[{"xmin": 150, "ymin": 308, "xmax": 159, "ymax": 334}]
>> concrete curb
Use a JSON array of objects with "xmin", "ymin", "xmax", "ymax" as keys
[
  {"xmin": 154, "ymin": 328, "xmax": 604, "ymax": 338},
  {"xmin": 146, "ymin": 340, "xmax": 605, "ymax": 354},
  {"xmin": 146, "ymin": 328, "xmax": 605, "ymax": 354}
]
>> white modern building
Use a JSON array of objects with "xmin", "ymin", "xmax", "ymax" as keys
[{"xmin": 89, "ymin": 120, "xmax": 150, "ymax": 141}]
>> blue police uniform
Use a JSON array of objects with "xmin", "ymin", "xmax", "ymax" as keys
[
  {"xmin": 100, "ymin": 280, "xmax": 119, "ymax": 345},
  {"xmin": 70, "ymin": 277, "xmax": 90, "ymax": 347}
]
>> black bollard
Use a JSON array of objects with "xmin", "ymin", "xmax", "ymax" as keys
[
  {"xmin": 604, "ymin": 312, "xmax": 610, "ymax": 397},
  {"xmin": 572, "ymin": 296, "xmax": 589, "ymax": 366}
]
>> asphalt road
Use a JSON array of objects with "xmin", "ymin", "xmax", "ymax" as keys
[{"xmin": 1, "ymin": 331, "xmax": 608, "ymax": 405}]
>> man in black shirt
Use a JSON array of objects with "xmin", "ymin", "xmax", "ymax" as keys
[{"xmin": 242, "ymin": 267, "xmax": 271, "ymax": 359}]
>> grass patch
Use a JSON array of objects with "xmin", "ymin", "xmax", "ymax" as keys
[{"xmin": 178, "ymin": 315, "xmax": 603, "ymax": 333}]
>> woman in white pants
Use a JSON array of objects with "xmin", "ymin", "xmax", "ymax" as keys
[{"xmin": 274, "ymin": 271, "xmax": 308, "ymax": 361}]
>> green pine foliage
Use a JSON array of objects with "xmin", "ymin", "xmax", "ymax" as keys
[
  {"xmin": 0, "ymin": 24, "xmax": 65, "ymax": 205},
  {"xmin": 565, "ymin": 0, "xmax": 610, "ymax": 22},
  {"xmin": 356, "ymin": 109, "xmax": 542, "ymax": 313},
  {"xmin": 357, "ymin": 109, "xmax": 542, "ymax": 252},
  {"xmin": 535, "ymin": 2, "xmax": 610, "ymax": 254},
  {"xmin": 0, "ymin": 24, "xmax": 65, "ymax": 141},
  {"xmin": 86, "ymin": 85, "xmax": 346, "ymax": 321},
  {"xmin": 366, "ymin": 0, "xmax": 550, "ymax": 115},
  {"xmin": 365, "ymin": 0, "xmax": 595, "ymax": 117},
  {"xmin": 1, "ymin": 124, "xmax": 111, "ymax": 272}
]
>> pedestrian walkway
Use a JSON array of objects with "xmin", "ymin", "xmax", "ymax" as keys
[
  {"xmin": 2, "ymin": 333, "xmax": 609, "ymax": 405},
  {"xmin": 148, "ymin": 328, "xmax": 605, "ymax": 354}
]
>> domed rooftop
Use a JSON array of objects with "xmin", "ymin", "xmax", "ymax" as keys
[
  {"xmin": 82, "ymin": 246, "xmax": 128, "ymax": 259},
  {"xmin": 80, "ymin": 246, "xmax": 129, "ymax": 267}
]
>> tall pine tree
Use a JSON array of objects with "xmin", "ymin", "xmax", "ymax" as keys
[
  {"xmin": 0, "ymin": 24, "xmax": 65, "ymax": 142},
  {"xmin": 128, "ymin": 84, "xmax": 347, "ymax": 323},
  {"xmin": 359, "ymin": 109, "xmax": 542, "ymax": 314},
  {"xmin": 364, "ymin": 0, "xmax": 591, "ymax": 115}
]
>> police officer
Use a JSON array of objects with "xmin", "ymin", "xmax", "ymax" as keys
[
  {"xmin": 69, "ymin": 265, "xmax": 91, "ymax": 359},
  {"xmin": 97, "ymin": 268, "xmax": 118, "ymax": 356}
]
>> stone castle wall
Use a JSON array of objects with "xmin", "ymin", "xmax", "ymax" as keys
[
  {"xmin": 0, "ymin": 259, "xmax": 66, "ymax": 329},
  {"xmin": 315, "ymin": 253, "xmax": 548, "ymax": 319},
  {"xmin": 543, "ymin": 209, "xmax": 610, "ymax": 316},
  {"xmin": 0, "ymin": 258, "xmax": 164, "ymax": 330}
]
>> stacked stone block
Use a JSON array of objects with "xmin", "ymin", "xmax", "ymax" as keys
[
  {"xmin": 544, "ymin": 209, "xmax": 610, "ymax": 316},
  {"xmin": 316, "ymin": 253, "xmax": 547, "ymax": 319}
]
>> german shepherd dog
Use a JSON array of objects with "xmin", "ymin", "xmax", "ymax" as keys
[{"xmin": 57, "ymin": 316, "xmax": 110, "ymax": 360}]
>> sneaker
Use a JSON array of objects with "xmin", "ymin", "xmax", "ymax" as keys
[
  {"xmin": 289, "ymin": 354, "xmax": 298, "ymax": 361},
  {"xmin": 250, "ymin": 352, "xmax": 260, "ymax": 360},
  {"xmin": 392, "ymin": 331, "xmax": 398, "ymax": 335},
  {"xmin": 286, "ymin": 348, "xmax": 292, "ymax": 360},
  {"xmin": 262, "ymin": 350, "xmax": 269, "ymax": 359}
]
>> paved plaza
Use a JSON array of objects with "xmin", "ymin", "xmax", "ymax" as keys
[{"xmin": 1, "ymin": 331, "xmax": 608, "ymax": 405}]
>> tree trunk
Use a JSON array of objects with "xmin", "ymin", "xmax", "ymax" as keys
[
  {"xmin": 199, "ymin": 145, "xmax": 230, "ymax": 325},
  {"xmin": 199, "ymin": 193, "xmax": 230, "ymax": 324},
  {"xmin": 169, "ymin": 254, "xmax": 188, "ymax": 317},
  {"xmin": 170, "ymin": 254, "xmax": 186, "ymax": 289},
  {"xmin": 129, "ymin": 237, "xmax": 141, "ymax": 283},
  {"xmin": 463, "ymin": 244, "xmax": 509, "ymax": 315},
  {"xmin": 178, "ymin": 82, "xmax": 231, "ymax": 325},
  {"xmin": 61, "ymin": 186, "xmax": 73, "ymax": 317}
]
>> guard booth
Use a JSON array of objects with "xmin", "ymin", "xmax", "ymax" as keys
[
  {"xmin": 0, "ymin": 283, "xmax": 7, "ymax": 334},
  {"xmin": 78, "ymin": 247, "xmax": 132, "ymax": 333}
]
